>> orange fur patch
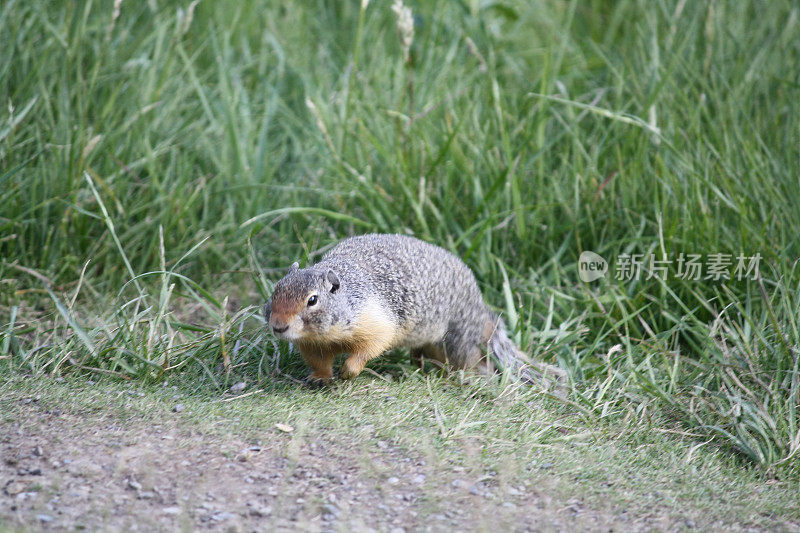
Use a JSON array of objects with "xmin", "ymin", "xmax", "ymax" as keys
[
  {"xmin": 298, "ymin": 298, "xmax": 397, "ymax": 357},
  {"xmin": 482, "ymin": 318, "xmax": 497, "ymax": 344},
  {"xmin": 345, "ymin": 300, "xmax": 398, "ymax": 356},
  {"xmin": 270, "ymin": 299, "xmax": 304, "ymax": 322}
]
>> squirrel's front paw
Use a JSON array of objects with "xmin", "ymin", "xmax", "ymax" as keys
[
  {"xmin": 304, "ymin": 374, "xmax": 334, "ymax": 388},
  {"xmin": 340, "ymin": 356, "xmax": 366, "ymax": 380}
]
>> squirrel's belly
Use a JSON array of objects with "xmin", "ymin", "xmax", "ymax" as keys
[{"xmin": 393, "ymin": 321, "xmax": 448, "ymax": 349}]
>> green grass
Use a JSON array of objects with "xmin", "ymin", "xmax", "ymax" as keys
[{"xmin": 1, "ymin": 0, "xmax": 799, "ymax": 485}]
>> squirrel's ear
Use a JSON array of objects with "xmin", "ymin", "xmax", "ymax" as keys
[
  {"xmin": 325, "ymin": 269, "xmax": 340, "ymax": 293},
  {"xmin": 288, "ymin": 262, "xmax": 299, "ymax": 274}
]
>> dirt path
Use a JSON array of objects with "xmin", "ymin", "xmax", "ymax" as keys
[{"xmin": 1, "ymin": 399, "xmax": 695, "ymax": 532}]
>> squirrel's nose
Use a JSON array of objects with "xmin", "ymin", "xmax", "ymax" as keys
[{"xmin": 272, "ymin": 324, "xmax": 289, "ymax": 334}]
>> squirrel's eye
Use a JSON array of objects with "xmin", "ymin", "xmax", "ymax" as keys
[{"xmin": 307, "ymin": 295, "xmax": 318, "ymax": 307}]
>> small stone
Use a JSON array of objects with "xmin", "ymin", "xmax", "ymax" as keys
[
  {"xmin": 36, "ymin": 514, "xmax": 54, "ymax": 523},
  {"xmin": 230, "ymin": 382, "xmax": 247, "ymax": 393},
  {"xmin": 376, "ymin": 441, "xmax": 388, "ymax": 449},
  {"xmin": 321, "ymin": 504, "xmax": 340, "ymax": 517},
  {"xmin": 275, "ymin": 423, "xmax": 294, "ymax": 433},
  {"xmin": 162, "ymin": 506, "xmax": 181, "ymax": 515},
  {"xmin": 387, "ymin": 477, "xmax": 400, "ymax": 485},
  {"xmin": 250, "ymin": 506, "xmax": 272, "ymax": 517},
  {"xmin": 452, "ymin": 479, "xmax": 466, "ymax": 488},
  {"xmin": 33, "ymin": 446, "xmax": 44, "ymax": 457},
  {"xmin": 211, "ymin": 512, "xmax": 237, "ymax": 521},
  {"xmin": 390, "ymin": 528, "xmax": 405, "ymax": 533},
  {"xmin": 469, "ymin": 485, "xmax": 481, "ymax": 496},
  {"xmin": 172, "ymin": 404, "xmax": 184, "ymax": 413},
  {"xmin": 4, "ymin": 481, "xmax": 27, "ymax": 496},
  {"xmin": 137, "ymin": 491, "xmax": 156, "ymax": 500},
  {"xmin": 502, "ymin": 501, "xmax": 516, "ymax": 509},
  {"xmin": 411, "ymin": 474, "xmax": 425, "ymax": 485},
  {"xmin": 127, "ymin": 479, "xmax": 142, "ymax": 491}
]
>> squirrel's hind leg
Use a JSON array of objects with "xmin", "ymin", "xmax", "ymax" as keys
[
  {"xmin": 410, "ymin": 348, "xmax": 424, "ymax": 369},
  {"xmin": 410, "ymin": 343, "xmax": 448, "ymax": 370},
  {"xmin": 443, "ymin": 320, "xmax": 487, "ymax": 371}
]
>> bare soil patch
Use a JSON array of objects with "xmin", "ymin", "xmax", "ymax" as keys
[{"xmin": 0, "ymin": 396, "xmax": 714, "ymax": 532}]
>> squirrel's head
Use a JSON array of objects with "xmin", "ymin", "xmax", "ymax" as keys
[{"xmin": 265, "ymin": 262, "xmax": 342, "ymax": 342}]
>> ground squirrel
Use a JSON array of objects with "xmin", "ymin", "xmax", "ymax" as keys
[{"xmin": 265, "ymin": 234, "xmax": 563, "ymax": 387}]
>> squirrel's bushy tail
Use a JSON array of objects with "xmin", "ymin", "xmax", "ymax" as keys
[{"xmin": 487, "ymin": 315, "xmax": 567, "ymax": 394}]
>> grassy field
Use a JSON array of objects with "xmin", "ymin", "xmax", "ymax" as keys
[{"xmin": 1, "ymin": 0, "xmax": 799, "ymax": 523}]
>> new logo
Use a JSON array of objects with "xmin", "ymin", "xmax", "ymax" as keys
[{"xmin": 579, "ymin": 251, "xmax": 608, "ymax": 282}]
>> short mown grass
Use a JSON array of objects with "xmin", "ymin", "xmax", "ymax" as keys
[
  {"xmin": 2, "ymin": 373, "xmax": 799, "ymax": 528},
  {"xmin": 1, "ymin": 0, "xmax": 799, "ymax": 488}
]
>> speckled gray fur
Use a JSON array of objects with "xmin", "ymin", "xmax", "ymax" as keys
[
  {"xmin": 267, "ymin": 234, "xmax": 536, "ymax": 377},
  {"xmin": 325, "ymin": 234, "xmax": 492, "ymax": 362}
]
